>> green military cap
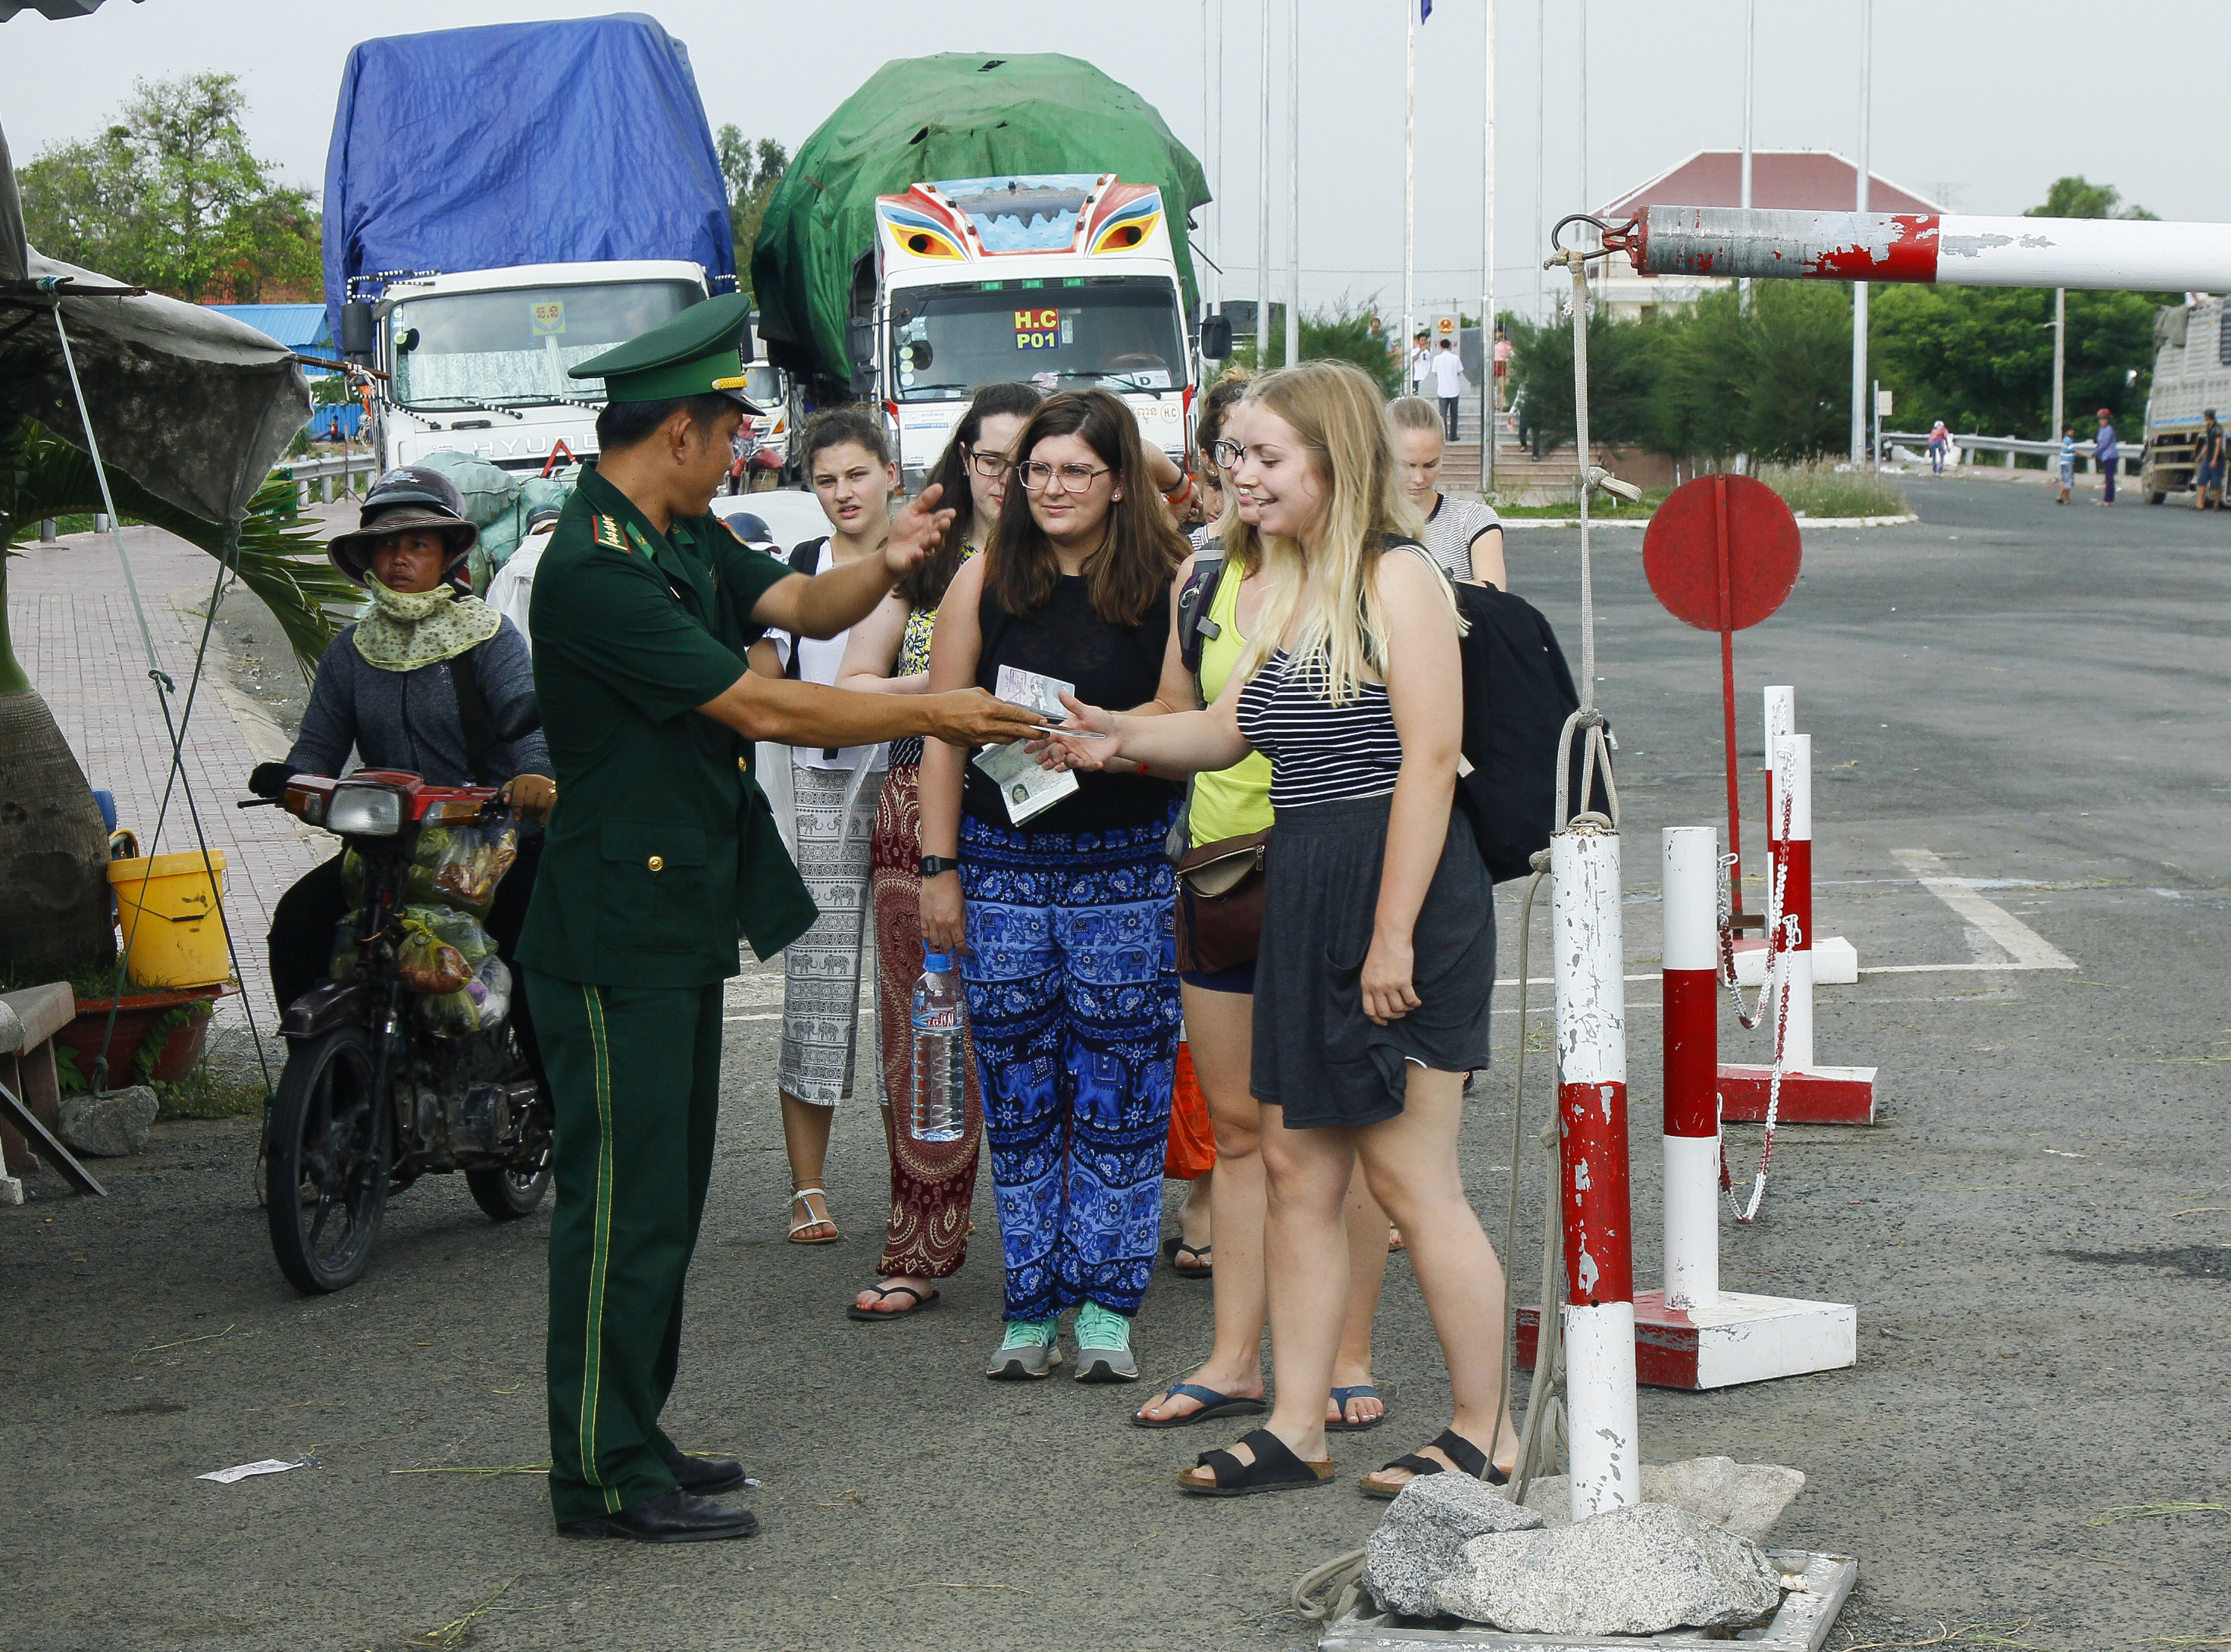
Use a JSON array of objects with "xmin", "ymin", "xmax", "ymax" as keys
[{"xmin": 570, "ymin": 290, "xmax": 765, "ymax": 411}]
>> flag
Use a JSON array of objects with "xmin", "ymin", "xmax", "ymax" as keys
[{"xmin": 1421, "ymin": 0, "xmax": 1433, "ymax": 17}]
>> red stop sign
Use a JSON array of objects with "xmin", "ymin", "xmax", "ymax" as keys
[{"xmin": 1642, "ymin": 474, "xmax": 1802, "ymax": 633}]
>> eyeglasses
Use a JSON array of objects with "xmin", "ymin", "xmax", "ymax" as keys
[
  {"xmin": 1206, "ymin": 439, "xmax": 1246, "ymax": 471},
  {"xmin": 1019, "ymin": 460, "xmax": 1112, "ymax": 493},
  {"xmin": 967, "ymin": 450, "xmax": 1013, "ymax": 478}
]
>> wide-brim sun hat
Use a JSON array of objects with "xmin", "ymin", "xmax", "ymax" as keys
[{"xmin": 327, "ymin": 466, "xmax": 480, "ymax": 584}]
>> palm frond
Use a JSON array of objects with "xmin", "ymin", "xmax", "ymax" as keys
[{"xmin": 1, "ymin": 418, "xmax": 356, "ymax": 679}]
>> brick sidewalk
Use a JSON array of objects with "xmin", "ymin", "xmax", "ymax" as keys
[{"xmin": 8, "ymin": 515, "xmax": 355, "ymax": 1031}]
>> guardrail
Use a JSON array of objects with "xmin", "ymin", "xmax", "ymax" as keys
[
  {"xmin": 274, "ymin": 451, "xmax": 381, "ymax": 508},
  {"xmin": 1881, "ymin": 430, "xmax": 2135, "ymax": 473}
]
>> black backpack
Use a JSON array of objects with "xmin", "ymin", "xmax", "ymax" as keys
[{"xmin": 1173, "ymin": 535, "xmax": 1609, "ymax": 884}]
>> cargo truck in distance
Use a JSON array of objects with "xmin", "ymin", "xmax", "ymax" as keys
[
  {"xmin": 750, "ymin": 53, "xmax": 1213, "ymax": 487},
  {"xmin": 322, "ymin": 15, "xmax": 740, "ymax": 474},
  {"xmin": 2140, "ymin": 297, "xmax": 2231, "ymax": 502}
]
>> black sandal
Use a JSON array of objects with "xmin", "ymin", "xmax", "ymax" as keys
[
  {"xmin": 1179, "ymin": 1428, "xmax": 1336, "ymax": 1497},
  {"xmin": 1170, "ymin": 1241, "xmax": 1212, "ymax": 1279},
  {"xmin": 1360, "ymin": 1428, "xmax": 1509, "ymax": 1500}
]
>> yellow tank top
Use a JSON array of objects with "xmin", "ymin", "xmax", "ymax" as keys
[{"xmin": 1187, "ymin": 557, "xmax": 1275, "ymax": 846}]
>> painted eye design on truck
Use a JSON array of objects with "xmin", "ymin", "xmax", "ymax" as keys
[
  {"xmin": 1089, "ymin": 204, "xmax": 1160, "ymax": 256},
  {"xmin": 884, "ymin": 206, "xmax": 965, "ymax": 261}
]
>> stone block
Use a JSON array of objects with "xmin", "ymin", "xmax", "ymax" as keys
[
  {"xmin": 1362, "ymin": 1470, "xmax": 1546, "ymax": 1618},
  {"xmin": 1521, "ymin": 1455, "xmax": 1805, "ymax": 1542},
  {"xmin": 58, "ymin": 1086, "xmax": 158, "ymax": 1157},
  {"xmin": 1438, "ymin": 1503, "xmax": 1783, "ymax": 1635}
]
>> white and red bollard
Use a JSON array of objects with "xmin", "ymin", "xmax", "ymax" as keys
[
  {"xmin": 1738, "ymin": 687, "xmax": 1858, "ymax": 987},
  {"xmin": 1719, "ymin": 727, "xmax": 1879, "ymax": 1125},
  {"xmin": 1549, "ymin": 818, "xmax": 1640, "ymax": 1519},
  {"xmin": 1626, "ymin": 824, "xmax": 1858, "ymax": 1390}
]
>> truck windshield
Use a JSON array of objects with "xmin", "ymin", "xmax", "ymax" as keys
[
  {"xmin": 890, "ymin": 279, "xmax": 1186, "ymax": 403},
  {"xmin": 390, "ymin": 280, "xmax": 702, "ymax": 408}
]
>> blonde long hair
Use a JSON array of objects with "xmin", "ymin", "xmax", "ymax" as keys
[{"xmin": 1232, "ymin": 360, "xmax": 1450, "ymax": 703}]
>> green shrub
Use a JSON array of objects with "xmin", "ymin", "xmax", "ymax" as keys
[{"xmin": 1757, "ymin": 461, "xmax": 1910, "ymax": 518}]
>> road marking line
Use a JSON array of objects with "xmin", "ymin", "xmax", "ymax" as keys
[{"xmin": 1892, "ymin": 848, "xmax": 2077, "ymax": 969}]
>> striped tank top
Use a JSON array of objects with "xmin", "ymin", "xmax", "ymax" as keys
[{"xmin": 1235, "ymin": 649, "xmax": 1402, "ymax": 809}]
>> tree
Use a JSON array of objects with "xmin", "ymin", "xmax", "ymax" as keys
[
  {"xmin": 1507, "ymin": 307, "xmax": 1670, "ymax": 453},
  {"xmin": 717, "ymin": 127, "xmax": 788, "ymax": 301},
  {"xmin": 18, "ymin": 74, "xmax": 319, "ymax": 303},
  {"xmin": 2027, "ymin": 175, "xmax": 2157, "ymax": 223},
  {"xmin": 1234, "ymin": 302, "xmax": 1402, "ymax": 394}
]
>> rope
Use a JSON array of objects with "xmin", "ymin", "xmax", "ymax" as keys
[
  {"xmin": 49, "ymin": 308, "xmax": 277, "ymax": 1103},
  {"xmin": 1716, "ymin": 772, "xmax": 1796, "ymax": 1224}
]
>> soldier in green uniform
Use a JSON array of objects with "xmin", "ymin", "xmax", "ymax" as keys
[{"xmin": 518, "ymin": 293, "xmax": 1039, "ymax": 1544}]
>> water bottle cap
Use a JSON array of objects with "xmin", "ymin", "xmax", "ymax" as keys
[{"xmin": 922, "ymin": 949, "xmax": 954, "ymax": 974}]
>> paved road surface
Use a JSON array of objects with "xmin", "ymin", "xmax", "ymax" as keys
[{"xmin": 7, "ymin": 477, "xmax": 2227, "ymax": 1650}]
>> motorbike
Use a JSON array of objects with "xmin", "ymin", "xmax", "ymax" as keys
[{"xmin": 258, "ymin": 769, "xmax": 552, "ymax": 1294}]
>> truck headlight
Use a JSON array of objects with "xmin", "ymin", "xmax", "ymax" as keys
[{"xmin": 327, "ymin": 783, "xmax": 404, "ymax": 837}]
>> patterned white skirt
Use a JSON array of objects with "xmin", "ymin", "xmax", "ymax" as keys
[{"xmin": 777, "ymin": 759, "xmax": 887, "ymax": 1106}]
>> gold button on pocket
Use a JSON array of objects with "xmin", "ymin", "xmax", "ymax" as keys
[{"xmin": 647, "ymin": 855, "xmax": 665, "ymax": 872}]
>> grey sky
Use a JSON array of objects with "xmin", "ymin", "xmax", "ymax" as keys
[{"xmin": 3, "ymin": 1, "xmax": 2216, "ymax": 322}]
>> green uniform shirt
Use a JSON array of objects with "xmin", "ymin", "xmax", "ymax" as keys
[{"xmin": 517, "ymin": 464, "xmax": 816, "ymax": 987}]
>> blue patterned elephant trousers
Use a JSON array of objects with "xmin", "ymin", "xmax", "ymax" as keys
[{"xmin": 958, "ymin": 809, "xmax": 1181, "ymax": 1321}]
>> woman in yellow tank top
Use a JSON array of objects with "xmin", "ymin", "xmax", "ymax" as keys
[{"xmin": 1130, "ymin": 399, "xmax": 1400, "ymax": 1434}]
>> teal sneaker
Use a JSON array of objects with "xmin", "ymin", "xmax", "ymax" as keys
[
  {"xmin": 987, "ymin": 1316, "xmax": 1062, "ymax": 1381},
  {"xmin": 1073, "ymin": 1302, "xmax": 1139, "ymax": 1384}
]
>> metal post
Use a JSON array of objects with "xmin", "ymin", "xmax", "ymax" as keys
[
  {"xmin": 1769, "ymin": 733, "xmax": 1816, "ymax": 1075},
  {"xmin": 1552, "ymin": 819, "xmax": 1639, "ymax": 1522},
  {"xmin": 1872, "ymin": 377, "xmax": 1882, "ymax": 468},
  {"xmin": 1284, "ymin": 0, "xmax": 1301, "ymax": 368},
  {"xmin": 2051, "ymin": 286, "xmax": 2067, "ymax": 446},
  {"xmin": 1662, "ymin": 826, "xmax": 1720, "ymax": 1313},
  {"xmin": 1258, "ymin": 0, "xmax": 1271, "ymax": 359},
  {"xmin": 1714, "ymin": 476, "xmax": 1746, "ymax": 926},
  {"xmin": 1403, "ymin": 0, "xmax": 1416, "ymax": 382},
  {"xmin": 1850, "ymin": 0, "xmax": 1873, "ymax": 465},
  {"xmin": 1738, "ymin": 0, "xmax": 1754, "ymax": 308},
  {"xmin": 1533, "ymin": 0, "xmax": 1545, "ymax": 323},
  {"xmin": 1480, "ymin": 0, "xmax": 1497, "ymax": 498}
]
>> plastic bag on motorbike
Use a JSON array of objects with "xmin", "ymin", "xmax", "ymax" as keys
[
  {"xmin": 418, "ymin": 954, "xmax": 512, "ymax": 1037},
  {"xmin": 396, "ymin": 905, "xmax": 495, "ymax": 994},
  {"xmin": 430, "ymin": 817, "xmax": 520, "ymax": 914}
]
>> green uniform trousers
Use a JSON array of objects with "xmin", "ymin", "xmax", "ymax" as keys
[{"xmin": 525, "ymin": 968, "xmax": 724, "ymax": 1524}]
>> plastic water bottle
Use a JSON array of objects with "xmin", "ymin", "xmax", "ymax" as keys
[{"xmin": 909, "ymin": 948, "xmax": 968, "ymax": 1143}]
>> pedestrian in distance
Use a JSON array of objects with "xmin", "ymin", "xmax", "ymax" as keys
[
  {"xmin": 2094, "ymin": 409, "xmax": 2118, "ymax": 505},
  {"xmin": 1926, "ymin": 421, "xmax": 1951, "ymax": 476},
  {"xmin": 2057, "ymin": 425, "xmax": 2076, "ymax": 505},
  {"xmin": 1042, "ymin": 360, "xmax": 1519, "ymax": 1500},
  {"xmin": 515, "ymin": 293, "xmax": 1040, "ymax": 1544},
  {"xmin": 745, "ymin": 410, "xmax": 907, "ymax": 1249},
  {"xmin": 1430, "ymin": 338, "xmax": 1465, "ymax": 442},
  {"xmin": 1408, "ymin": 330, "xmax": 1431, "ymax": 396},
  {"xmin": 2195, "ymin": 409, "xmax": 2225, "ymax": 510},
  {"xmin": 1491, "ymin": 326, "xmax": 1512, "ymax": 410},
  {"xmin": 1128, "ymin": 390, "xmax": 1400, "ymax": 1437},
  {"xmin": 832, "ymin": 380, "xmax": 1043, "ymax": 1319},
  {"xmin": 918, "ymin": 387, "xmax": 1187, "ymax": 1386},
  {"xmin": 1389, "ymin": 396, "xmax": 1506, "ymax": 589}
]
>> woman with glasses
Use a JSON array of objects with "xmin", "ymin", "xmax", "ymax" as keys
[
  {"xmin": 1044, "ymin": 361, "xmax": 1516, "ymax": 1500},
  {"xmin": 830, "ymin": 381, "xmax": 1041, "ymax": 1320},
  {"xmin": 918, "ymin": 389, "xmax": 1187, "ymax": 1384}
]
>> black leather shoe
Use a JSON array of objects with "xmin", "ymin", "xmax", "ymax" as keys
[
  {"xmin": 659, "ymin": 1441, "xmax": 749, "ymax": 1496},
  {"xmin": 557, "ymin": 1488, "xmax": 759, "ymax": 1543}
]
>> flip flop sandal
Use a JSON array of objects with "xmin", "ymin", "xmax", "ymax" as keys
[
  {"xmin": 787, "ymin": 1186, "xmax": 840, "ymax": 1245},
  {"xmin": 846, "ymin": 1283, "xmax": 940, "ymax": 1322},
  {"xmin": 1131, "ymin": 1381, "xmax": 1269, "ymax": 1430},
  {"xmin": 1180, "ymin": 1428, "xmax": 1336, "ymax": 1497},
  {"xmin": 1170, "ymin": 1241, "xmax": 1213, "ymax": 1279},
  {"xmin": 1326, "ymin": 1384, "xmax": 1388, "ymax": 1433},
  {"xmin": 1361, "ymin": 1427, "xmax": 1510, "ymax": 1500}
]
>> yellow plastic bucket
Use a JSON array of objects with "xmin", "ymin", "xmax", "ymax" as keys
[{"xmin": 108, "ymin": 850, "xmax": 231, "ymax": 990}]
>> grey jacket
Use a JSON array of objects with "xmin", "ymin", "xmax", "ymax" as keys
[{"xmin": 286, "ymin": 618, "xmax": 551, "ymax": 787}]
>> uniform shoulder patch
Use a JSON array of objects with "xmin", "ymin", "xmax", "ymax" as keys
[{"xmin": 592, "ymin": 515, "xmax": 627, "ymax": 552}]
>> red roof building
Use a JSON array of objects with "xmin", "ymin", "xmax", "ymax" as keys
[{"xmin": 1589, "ymin": 151, "xmax": 1945, "ymax": 319}]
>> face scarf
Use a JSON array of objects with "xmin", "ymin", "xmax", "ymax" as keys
[{"xmin": 350, "ymin": 573, "xmax": 502, "ymax": 672}]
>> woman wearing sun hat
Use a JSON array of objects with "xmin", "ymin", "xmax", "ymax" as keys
[{"xmin": 257, "ymin": 465, "xmax": 555, "ymax": 1037}]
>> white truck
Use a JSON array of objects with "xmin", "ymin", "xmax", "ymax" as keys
[
  {"xmin": 2141, "ymin": 298, "xmax": 2231, "ymax": 502},
  {"xmin": 858, "ymin": 174, "xmax": 1198, "ymax": 485}
]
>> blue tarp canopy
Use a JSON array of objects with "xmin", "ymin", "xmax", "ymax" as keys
[{"xmin": 321, "ymin": 14, "xmax": 734, "ymax": 343}]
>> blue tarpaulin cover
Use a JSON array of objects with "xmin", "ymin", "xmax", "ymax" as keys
[{"xmin": 321, "ymin": 13, "xmax": 733, "ymax": 343}]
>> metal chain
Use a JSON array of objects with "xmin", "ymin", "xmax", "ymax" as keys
[{"xmin": 1719, "ymin": 768, "xmax": 1797, "ymax": 1224}]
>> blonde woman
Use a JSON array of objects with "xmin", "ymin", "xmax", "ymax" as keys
[
  {"xmin": 1389, "ymin": 394, "xmax": 1506, "ymax": 590},
  {"xmin": 1047, "ymin": 360, "xmax": 1518, "ymax": 1498}
]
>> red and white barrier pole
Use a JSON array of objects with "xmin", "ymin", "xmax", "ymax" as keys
[
  {"xmin": 1660, "ymin": 826, "xmax": 1719, "ymax": 1313},
  {"xmin": 1619, "ymin": 205, "xmax": 2231, "ymax": 293},
  {"xmin": 1771, "ymin": 733, "xmax": 1816, "ymax": 1075},
  {"xmin": 1552, "ymin": 818, "xmax": 1639, "ymax": 1519}
]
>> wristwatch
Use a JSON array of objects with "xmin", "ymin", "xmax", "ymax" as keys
[{"xmin": 918, "ymin": 855, "xmax": 959, "ymax": 878}]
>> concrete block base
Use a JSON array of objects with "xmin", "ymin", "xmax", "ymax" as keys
[{"xmin": 1517, "ymin": 1291, "xmax": 1857, "ymax": 1391}]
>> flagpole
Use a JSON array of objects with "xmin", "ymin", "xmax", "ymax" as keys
[
  {"xmin": 1739, "ymin": 0, "xmax": 1754, "ymax": 308},
  {"xmin": 1403, "ymin": 0, "xmax": 1416, "ymax": 399},
  {"xmin": 1534, "ymin": 0, "xmax": 1544, "ymax": 323},
  {"xmin": 1850, "ymin": 0, "xmax": 1873, "ymax": 465},
  {"xmin": 1480, "ymin": 0, "xmax": 1496, "ymax": 499},
  {"xmin": 1258, "ymin": 0, "xmax": 1271, "ymax": 361},
  {"xmin": 1285, "ymin": 0, "xmax": 1302, "ymax": 368}
]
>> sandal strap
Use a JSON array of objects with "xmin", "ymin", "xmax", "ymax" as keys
[
  {"xmin": 871, "ymin": 1284, "xmax": 926, "ymax": 1306},
  {"xmin": 1162, "ymin": 1382, "xmax": 1227, "ymax": 1408},
  {"xmin": 1196, "ymin": 1428, "xmax": 1311, "ymax": 1489},
  {"xmin": 1378, "ymin": 1451, "xmax": 1444, "ymax": 1478},
  {"xmin": 1429, "ymin": 1428, "xmax": 1490, "ymax": 1479}
]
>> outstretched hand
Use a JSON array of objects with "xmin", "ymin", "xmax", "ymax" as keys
[
  {"xmin": 884, "ymin": 481, "xmax": 957, "ymax": 577},
  {"xmin": 1034, "ymin": 691, "xmax": 1122, "ymax": 772}
]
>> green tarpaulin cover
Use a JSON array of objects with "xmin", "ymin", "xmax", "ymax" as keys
[{"xmin": 753, "ymin": 53, "xmax": 1210, "ymax": 390}]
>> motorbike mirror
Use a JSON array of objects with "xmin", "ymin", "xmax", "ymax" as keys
[
  {"xmin": 340, "ymin": 301, "xmax": 377, "ymax": 358},
  {"xmin": 1200, "ymin": 314, "xmax": 1233, "ymax": 361}
]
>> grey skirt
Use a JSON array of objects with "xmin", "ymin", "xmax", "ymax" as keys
[{"xmin": 1250, "ymin": 793, "xmax": 1495, "ymax": 1129}]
